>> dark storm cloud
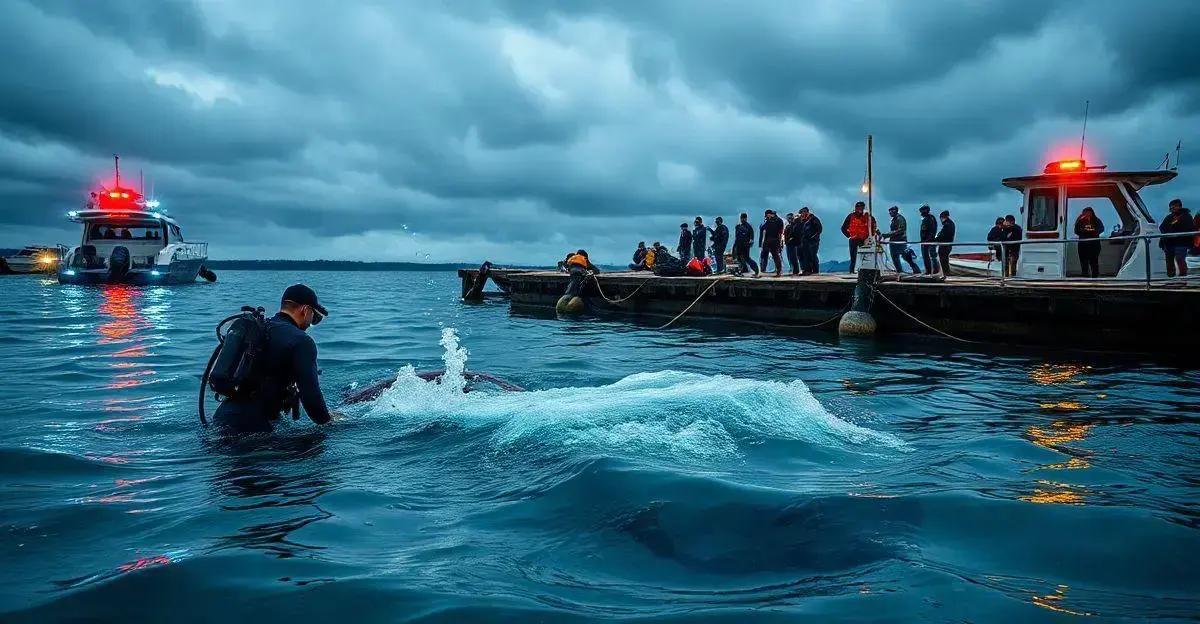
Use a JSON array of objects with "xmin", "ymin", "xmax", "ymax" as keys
[{"xmin": 0, "ymin": 0, "xmax": 1196, "ymax": 262}]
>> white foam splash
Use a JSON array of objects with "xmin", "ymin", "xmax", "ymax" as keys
[{"xmin": 360, "ymin": 328, "xmax": 906, "ymax": 462}]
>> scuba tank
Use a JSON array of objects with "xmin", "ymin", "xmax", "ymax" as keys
[{"xmin": 198, "ymin": 306, "xmax": 269, "ymax": 426}]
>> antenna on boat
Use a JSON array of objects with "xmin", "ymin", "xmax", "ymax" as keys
[
  {"xmin": 1078, "ymin": 100, "xmax": 1090, "ymax": 160},
  {"xmin": 1175, "ymin": 140, "xmax": 1182, "ymax": 171},
  {"xmin": 113, "ymin": 154, "xmax": 120, "ymax": 188}
]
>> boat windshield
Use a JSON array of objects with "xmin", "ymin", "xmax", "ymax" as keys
[{"xmin": 86, "ymin": 221, "xmax": 162, "ymax": 242}]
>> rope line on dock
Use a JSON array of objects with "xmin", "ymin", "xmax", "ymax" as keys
[
  {"xmin": 657, "ymin": 278, "xmax": 725, "ymax": 329},
  {"xmin": 589, "ymin": 273, "xmax": 654, "ymax": 305},
  {"xmin": 870, "ymin": 286, "xmax": 978, "ymax": 344}
]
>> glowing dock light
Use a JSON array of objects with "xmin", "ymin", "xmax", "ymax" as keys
[{"xmin": 150, "ymin": 270, "xmax": 161, "ymax": 277}]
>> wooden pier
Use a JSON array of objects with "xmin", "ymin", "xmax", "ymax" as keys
[{"xmin": 458, "ymin": 268, "xmax": 1200, "ymax": 351}]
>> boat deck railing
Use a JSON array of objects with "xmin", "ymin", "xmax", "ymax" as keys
[
  {"xmin": 172, "ymin": 242, "xmax": 208, "ymax": 261},
  {"xmin": 895, "ymin": 231, "xmax": 1198, "ymax": 288}
]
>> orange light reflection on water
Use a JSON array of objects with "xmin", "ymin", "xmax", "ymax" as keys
[{"xmin": 1029, "ymin": 364, "xmax": 1091, "ymax": 386}]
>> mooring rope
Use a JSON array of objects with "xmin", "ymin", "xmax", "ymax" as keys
[
  {"xmin": 657, "ymin": 277, "xmax": 724, "ymax": 329},
  {"xmin": 589, "ymin": 273, "xmax": 654, "ymax": 305},
  {"xmin": 871, "ymin": 286, "xmax": 978, "ymax": 344}
]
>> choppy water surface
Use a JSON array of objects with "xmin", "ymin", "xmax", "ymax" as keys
[{"xmin": 1, "ymin": 271, "xmax": 1197, "ymax": 622}]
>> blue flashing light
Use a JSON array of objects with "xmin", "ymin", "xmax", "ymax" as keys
[{"xmin": 63, "ymin": 269, "xmax": 76, "ymax": 276}]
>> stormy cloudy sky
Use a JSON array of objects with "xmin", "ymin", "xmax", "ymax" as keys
[{"xmin": 1, "ymin": 0, "xmax": 1197, "ymax": 263}]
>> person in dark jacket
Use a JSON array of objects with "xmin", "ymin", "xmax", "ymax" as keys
[
  {"xmin": 214, "ymin": 284, "xmax": 335, "ymax": 433},
  {"xmin": 759, "ymin": 209, "xmax": 785, "ymax": 277},
  {"xmin": 884, "ymin": 205, "xmax": 920, "ymax": 273},
  {"xmin": 986, "ymin": 217, "xmax": 1005, "ymax": 264},
  {"xmin": 708, "ymin": 216, "xmax": 729, "ymax": 273},
  {"xmin": 841, "ymin": 201, "xmax": 876, "ymax": 273},
  {"xmin": 934, "ymin": 210, "xmax": 956, "ymax": 277},
  {"xmin": 1160, "ymin": 198, "xmax": 1195, "ymax": 277},
  {"xmin": 918, "ymin": 204, "xmax": 938, "ymax": 274},
  {"xmin": 629, "ymin": 242, "xmax": 648, "ymax": 271},
  {"xmin": 797, "ymin": 206, "xmax": 822, "ymax": 274},
  {"xmin": 1073, "ymin": 207, "xmax": 1105, "ymax": 278},
  {"xmin": 1002, "ymin": 214, "xmax": 1023, "ymax": 277},
  {"xmin": 692, "ymin": 217, "xmax": 708, "ymax": 262},
  {"xmin": 677, "ymin": 223, "xmax": 692, "ymax": 262},
  {"xmin": 733, "ymin": 212, "xmax": 759, "ymax": 277},
  {"xmin": 784, "ymin": 213, "xmax": 802, "ymax": 275}
]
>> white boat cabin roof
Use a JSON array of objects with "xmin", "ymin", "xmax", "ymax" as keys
[
  {"xmin": 1002, "ymin": 169, "xmax": 1177, "ymax": 192},
  {"xmin": 68, "ymin": 209, "xmax": 181, "ymax": 227}
]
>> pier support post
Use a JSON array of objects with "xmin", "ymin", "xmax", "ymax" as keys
[
  {"xmin": 839, "ymin": 244, "xmax": 880, "ymax": 337},
  {"xmin": 463, "ymin": 261, "xmax": 492, "ymax": 302}
]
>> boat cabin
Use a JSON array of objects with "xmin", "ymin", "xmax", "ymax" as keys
[
  {"xmin": 68, "ymin": 208, "xmax": 188, "ymax": 270},
  {"xmin": 1002, "ymin": 160, "xmax": 1176, "ymax": 280}
]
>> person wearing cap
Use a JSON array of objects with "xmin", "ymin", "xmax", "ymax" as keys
[
  {"xmin": 918, "ymin": 205, "xmax": 938, "ymax": 275},
  {"xmin": 935, "ymin": 210, "xmax": 957, "ymax": 277},
  {"xmin": 213, "ymin": 284, "xmax": 334, "ymax": 433},
  {"xmin": 884, "ymin": 205, "xmax": 920, "ymax": 274}
]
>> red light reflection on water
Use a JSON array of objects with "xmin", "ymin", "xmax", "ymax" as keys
[
  {"xmin": 95, "ymin": 285, "xmax": 157, "ymax": 392},
  {"xmin": 117, "ymin": 555, "xmax": 171, "ymax": 573}
]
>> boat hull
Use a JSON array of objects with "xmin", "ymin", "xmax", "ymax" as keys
[{"xmin": 58, "ymin": 258, "xmax": 206, "ymax": 286}]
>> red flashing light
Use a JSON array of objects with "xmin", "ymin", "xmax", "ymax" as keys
[
  {"xmin": 1045, "ymin": 159, "xmax": 1085, "ymax": 174},
  {"xmin": 109, "ymin": 192, "xmax": 121, "ymax": 198}
]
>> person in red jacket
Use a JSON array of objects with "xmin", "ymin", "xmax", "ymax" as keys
[{"xmin": 840, "ymin": 201, "xmax": 877, "ymax": 273}]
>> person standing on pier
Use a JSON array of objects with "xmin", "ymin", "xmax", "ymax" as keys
[
  {"xmin": 1002, "ymin": 214, "xmax": 1023, "ymax": 277},
  {"xmin": 841, "ymin": 201, "xmax": 876, "ymax": 273},
  {"xmin": 784, "ymin": 213, "xmax": 802, "ymax": 275},
  {"xmin": 759, "ymin": 209, "xmax": 785, "ymax": 277},
  {"xmin": 935, "ymin": 210, "xmax": 956, "ymax": 277},
  {"xmin": 1160, "ymin": 198, "xmax": 1194, "ymax": 277},
  {"xmin": 798, "ymin": 207, "xmax": 822, "ymax": 275},
  {"xmin": 692, "ymin": 217, "xmax": 708, "ymax": 264},
  {"xmin": 918, "ymin": 204, "xmax": 939, "ymax": 274},
  {"xmin": 734, "ymin": 212, "xmax": 760, "ymax": 277},
  {"xmin": 987, "ymin": 217, "xmax": 1005, "ymax": 265},
  {"xmin": 1074, "ymin": 207, "xmax": 1105, "ymax": 278},
  {"xmin": 885, "ymin": 206, "xmax": 920, "ymax": 274},
  {"xmin": 677, "ymin": 223, "xmax": 692, "ymax": 262},
  {"xmin": 709, "ymin": 216, "xmax": 729, "ymax": 273}
]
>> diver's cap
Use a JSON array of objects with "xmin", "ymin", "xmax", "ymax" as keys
[{"xmin": 282, "ymin": 283, "xmax": 327, "ymax": 322}]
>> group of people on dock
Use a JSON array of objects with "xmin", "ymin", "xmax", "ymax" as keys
[
  {"xmin": 617, "ymin": 198, "xmax": 1197, "ymax": 279},
  {"xmin": 624, "ymin": 203, "xmax": 959, "ymax": 278}
]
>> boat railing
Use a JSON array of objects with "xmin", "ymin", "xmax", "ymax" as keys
[
  {"xmin": 171, "ymin": 242, "xmax": 208, "ymax": 261},
  {"xmin": 893, "ymin": 231, "xmax": 1198, "ymax": 288}
]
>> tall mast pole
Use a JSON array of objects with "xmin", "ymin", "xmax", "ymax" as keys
[
  {"xmin": 114, "ymin": 154, "xmax": 120, "ymax": 188},
  {"xmin": 866, "ymin": 135, "xmax": 873, "ymax": 234}
]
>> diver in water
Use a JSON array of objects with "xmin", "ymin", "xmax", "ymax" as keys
[{"xmin": 213, "ymin": 284, "xmax": 335, "ymax": 433}]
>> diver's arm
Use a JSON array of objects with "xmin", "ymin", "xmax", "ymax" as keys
[{"xmin": 292, "ymin": 338, "xmax": 332, "ymax": 424}]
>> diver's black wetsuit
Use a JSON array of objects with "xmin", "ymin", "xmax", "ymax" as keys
[{"xmin": 214, "ymin": 312, "xmax": 332, "ymax": 433}]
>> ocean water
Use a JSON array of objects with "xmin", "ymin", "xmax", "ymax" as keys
[{"xmin": 1, "ymin": 270, "xmax": 1198, "ymax": 623}]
